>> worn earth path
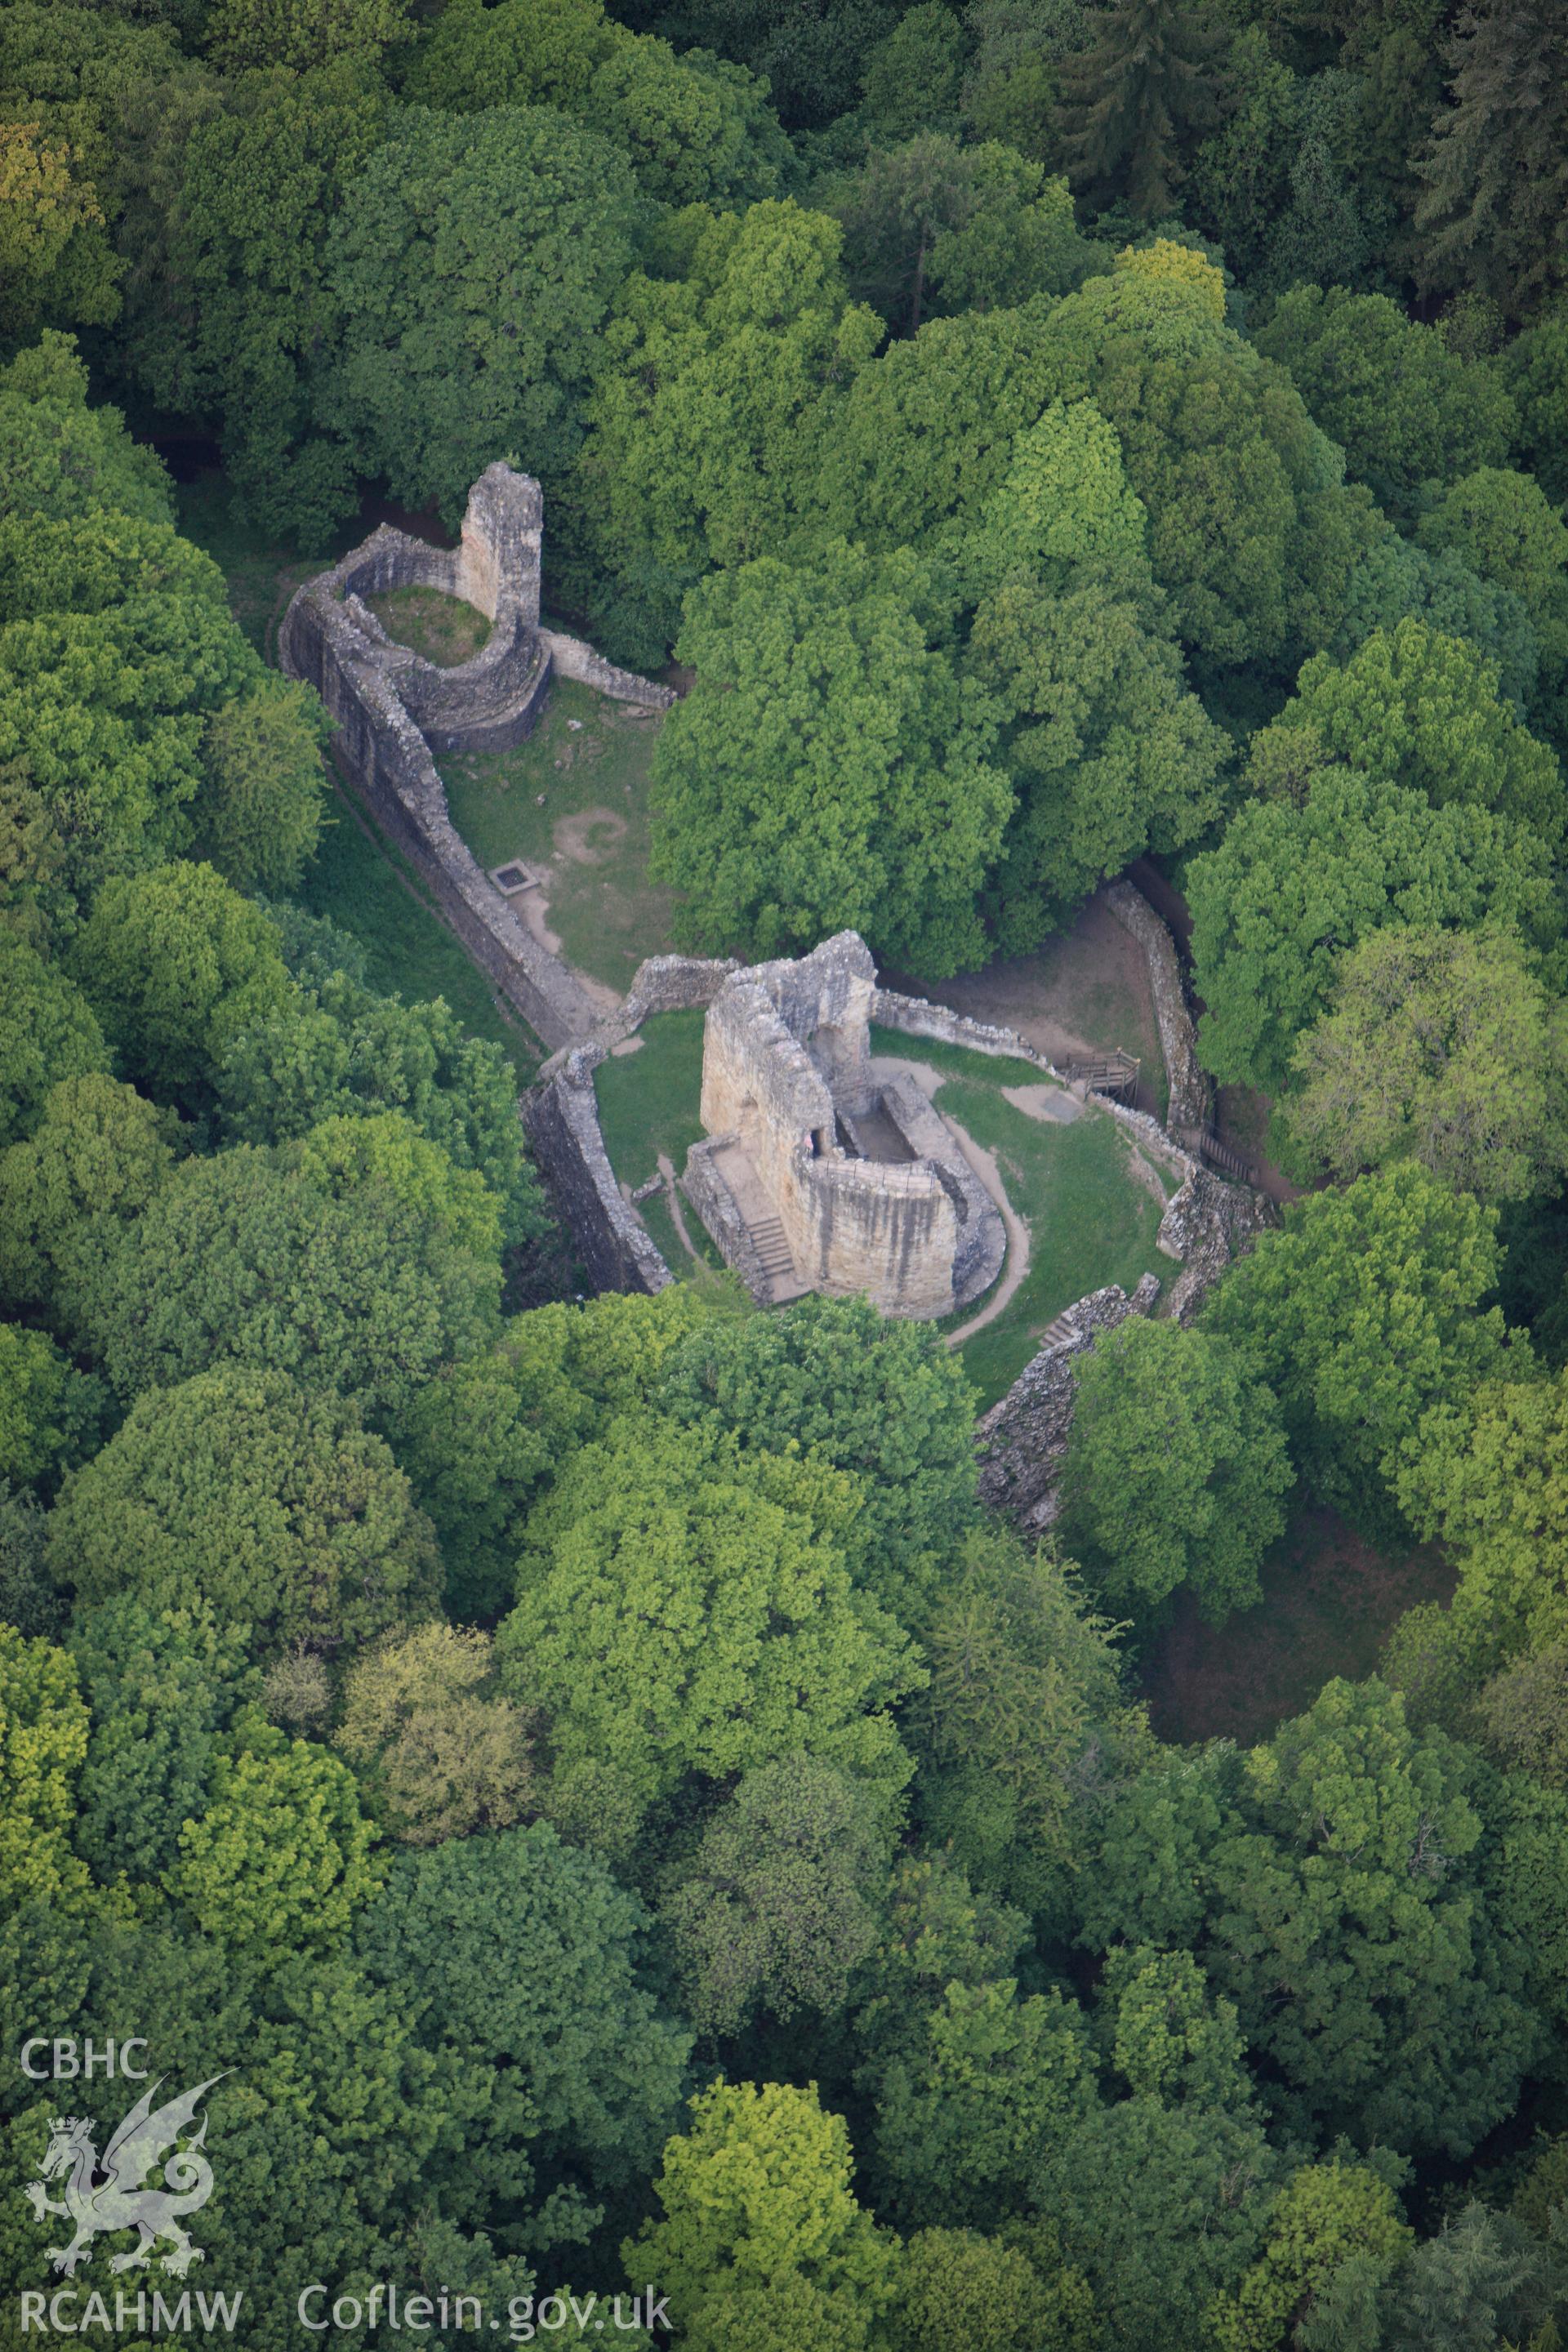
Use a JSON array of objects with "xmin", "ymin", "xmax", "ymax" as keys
[{"xmin": 866, "ymin": 1055, "xmax": 1032, "ymax": 1347}]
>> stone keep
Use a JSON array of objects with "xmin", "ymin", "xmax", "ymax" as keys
[{"xmin": 685, "ymin": 933, "xmax": 1004, "ymax": 1317}]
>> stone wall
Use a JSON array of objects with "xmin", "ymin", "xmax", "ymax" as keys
[
  {"xmin": 519, "ymin": 1044, "xmax": 673, "ymax": 1297},
  {"xmin": 975, "ymin": 1274, "xmax": 1163, "ymax": 1530},
  {"xmin": 279, "ymin": 464, "xmax": 672, "ymax": 1055},
  {"xmin": 538, "ymin": 628, "xmax": 676, "ymax": 709},
  {"xmin": 1103, "ymin": 879, "xmax": 1212, "ymax": 1133},
  {"xmin": 521, "ymin": 952, "xmax": 749, "ymax": 1290}
]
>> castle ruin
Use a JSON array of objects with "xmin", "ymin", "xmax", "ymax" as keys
[{"xmin": 681, "ymin": 933, "xmax": 1005, "ymax": 1317}]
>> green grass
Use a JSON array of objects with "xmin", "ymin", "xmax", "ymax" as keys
[
  {"xmin": 297, "ymin": 792, "xmax": 542, "ymax": 1077},
  {"xmin": 366, "ymin": 584, "xmax": 491, "ymax": 666},
  {"xmin": 591, "ymin": 1011, "xmax": 707, "ymax": 1192},
  {"xmin": 868, "ymin": 1026, "xmax": 1045, "ymax": 1090},
  {"xmin": 639, "ymin": 1186, "xmax": 724, "ymax": 1278},
  {"xmin": 439, "ymin": 679, "xmax": 681, "ymax": 992},
  {"xmin": 932, "ymin": 1077, "xmax": 1170, "ymax": 1409}
]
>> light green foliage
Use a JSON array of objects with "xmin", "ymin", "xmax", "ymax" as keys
[
  {"xmin": 809, "ymin": 302, "xmax": 1075, "ymax": 564},
  {"xmin": 577, "ymin": 200, "xmax": 881, "ymax": 662},
  {"xmin": 1257, "ymin": 285, "xmax": 1517, "ymax": 520},
  {"xmin": 0, "ymin": 929, "xmax": 107, "ymax": 1147},
  {"xmin": 1038, "ymin": 2098, "xmax": 1279, "ymax": 2352},
  {"xmin": 825, "ymin": 136, "xmax": 1102, "ymax": 333},
  {"xmin": 71, "ymin": 1125, "xmax": 503, "ymax": 1414},
  {"xmin": 960, "ymin": 400, "xmax": 1229, "ymax": 943},
  {"xmin": 1327, "ymin": 527, "xmax": 1540, "ymax": 724},
  {"xmin": 69, "ymin": 1595, "xmax": 253, "ymax": 1881},
  {"xmin": 1205, "ymin": 1678, "xmax": 1538, "ymax": 2156},
  {"xmin": 1042, "ymin": 270, "xmax": 1381, "ymax": 668},
  {"xmin": 1281, "ymin": 925, "xmax": 1568, "ymax": 1201},
  {"xmin": 0, "ymin": 505, "xmax": 229, "ymax": 627},
  {"xmin": 661, "ymin": 1757, "xmax": 890, "ymax": 2034},
  {"xmin": 1205, "ymin": 1164, "xmax": 1511, "ymax": 1535},
  {"xmin": 1102, "ymin": 1944, "xmax": 1250, "ymax": 2112},
  {"xmin": 869, "ymin": 1976, "xmax": 1098, "ymax": 2226},
  {"xmin": 0, "ymin": 1320, "xmax": 104, "ymax": 1494},
  {"xmin": 1211, "ymin": 2159, "xmax": 1413, "ymax": 2352},
  {"xmin": 889, "ymin": 2227, "xmax": 1098, "ymax": 2352},
  {"xmin": 70, "ymin": 860, "xmax": 293, "ymax": 1102},
  {"xmin": 0, "ymin": 1622, "xmax": 89, "ymax": 1906},
  {"xmin": 128, "ymin": 62, "xmax": 385, "ymax": 546},
  {"xmin": 1419, "ymin": 467, "xmax": 1568, "ymax": 722},
  {"xmin": 326, "ymin": 105, "xmax": 637, "ymax": 522},
  {"xmin": 218, "ymin": 942, "xmax": 547, "ymax": 1248},
  {"xmin": 651, "ymin": 542, "xmax": 1011, "ymax": 976},
  {"xmin": 48, "ymin": 1365, "xmax": 441, "ymax": 1655},
  {"xmin": 173, "ymin": 1714, "xmax": 383, "ymax": 1959},
  {"xmin": 295, "ymin": 1108, "xmax": 503, "ymax": 1265},
  {"xmin": 860, "ymin": 4, "xmax": 964, "ymax": 140},
  {"xmin": 499, "ymin": 1415, "xmax": 920, "ymax": 1846},
  {"xmin": 626, "ymin": 2082, "xmax": 896, "ymax": 2347},
  {"xmin": 1062, "ymin": 1316, "xmax": 1293, "ymax": 1622},
  {"xmin": 0, "ymin": 335, "xmax": 170, "ymax": 528},
  {"xmin": 336, "ymin": 1622, "xmax": 535, "ymax": 1845},
  {"xmin": 1281, "ymin": 617, "xmax": 1566, "ymax": 849},
  {"xmin": 1399, "ymin": 1369, "xmax": 1568, "ymax": 1664},
  {"xmin": 0, "ymin": 122, "xmax": 118, "ymax": 349},
  {"xmin": 195, "ymin": 675, "xmax": 329, "ymax": 890},
  {"xmin": 0, "ymin": 1073, "xmax": 175, "ymax": 1314},
  {"xmin": 1054, "ymin": 0, "xmax": 1225, "ymax": 218},
  {"xmin": 1187, "ymin": 766, "xmax": 1559, "ymax": 1098},
  {"xmin": 584, "ymin": 41, "xmax": 786, "ymax": 207},
  {"xmin": 661, "ymin": 1290, "xmax": 979, "ymax": 1626},
  {"xmin": 356, "ymin": 1820, "xmax": 690, "ymax": 2209},
  {"xmin": 204, "ymin": 0, "xmax": 411, "ymax": 69},
  {"xmin": 912, "ymin": 1530, "xmax": 1127, "ymax": 1913}
]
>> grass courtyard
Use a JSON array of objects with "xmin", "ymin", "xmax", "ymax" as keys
[{"xmin": 438, "ymin": 679, "xmax": 683, "ymax": 994}]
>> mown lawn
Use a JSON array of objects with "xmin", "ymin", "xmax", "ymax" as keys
[
  {"xmin": 591, "ymin": 1011, "xmax": 707, "ymax": 1192},
  {"xmin": 869, "ymin": 1030, "xmax": 1174, "ymax": 1409},
  {"xmin": 439, "ymin": 679, "xmax": 681, "ymax": 993}
]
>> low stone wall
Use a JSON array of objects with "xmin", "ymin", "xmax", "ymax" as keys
[
  {"xmin": 683, "ymin": 1138, "xmax": 769, "ymax": 1295},
  {"xmin": 872, "ymin": 988, "xmax": 1062, "ymax": 1070},
  {"xmin": 538, "ymin": 629, "xmax": 676, "ymax": 709},
  {"xmin": 975, "ymin": 1276, "xmax": 1163, "ymax": 1530},
  {"xmin": 1103, "ymin": 879, "xmax": 1212, "ymax": 1133}
]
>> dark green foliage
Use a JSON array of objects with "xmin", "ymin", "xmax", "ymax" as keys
[
  {"xmin": 0, "ymin": 931, "xmax": 107, "ymax": 1147},
  {"xmin": 326, "ymin": 105, "xmax": 639, "ymax": 521},
  {"xmin": 355, "ymin": 1821, "xmax": 691, "ymax": 2226},
  {"xmin": 48, "ymin": 1365, "xmax": 442, "ymax": 1655},
  {"xmin": 1414, "ymin": 0, "xmax": 1568, "ymax": 315},
  {"xmin": 69, "ymin": 1594, "xmax": 255, "ymax": 1879},
  {"xmin": 1055, "ymin": 0, "xmax": 1227, "ymax": 220},
  {"xmin": 1062, "ymin": 1316, "xmax": 1294, "ymax": 1623},
  {"xmin": 661, "ymin": 1291, "xmax": 979, "ymax": 1625},
  {"xmin": 68, "ymin": 1120, "xmax": 504, "ymax": 1414}
]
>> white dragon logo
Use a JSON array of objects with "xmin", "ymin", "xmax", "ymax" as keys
[{"xmin": 20, "ymin": 2074, "xmax": 229, "ymax": 2278}]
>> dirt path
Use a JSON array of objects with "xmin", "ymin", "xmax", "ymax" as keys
[
  {"xmin": 869, "ymin": 1055, "xmax": 1031, "ymax": 1346},
  {"xmin": 656, "ymin": 1152, "xmax": 702, "ymax": 1262}
]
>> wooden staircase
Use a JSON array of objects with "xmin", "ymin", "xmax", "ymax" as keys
[
  {"xmin": 1063, "ymin": 1050, "xmax": 1139, "ymax": 1102},
  {"xmin": 1177, "ymin": 1125, "xmax": 1258, "ymax": 1184}
]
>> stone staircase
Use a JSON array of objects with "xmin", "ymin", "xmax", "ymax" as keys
[{"xmin": 746, "ymin": 1211, "xmax": 808, "ymax": 1303}]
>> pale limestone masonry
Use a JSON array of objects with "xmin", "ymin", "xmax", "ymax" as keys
[
  {"xmin": 684, "ymin": 933, "xmax": 1006, "ymax": 1316},
  {"xmin": 279, "ymin": 464, "xmax": 674, "ymax": 1054},
  {"xmin": 976, "ymin": 1275, "xmax": 1164, "ymax": 1530}
]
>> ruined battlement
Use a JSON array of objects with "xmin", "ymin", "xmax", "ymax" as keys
[{"xmin": 684, "ymin": 933, "xmax": 1004, "ymax": 1317}]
